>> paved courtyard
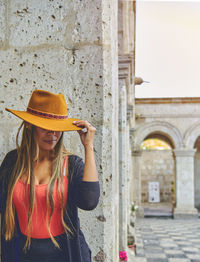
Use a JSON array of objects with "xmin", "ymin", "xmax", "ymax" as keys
[{"xmin": 134, "ymin": 217, "xmax": 200, "ymax": 262}]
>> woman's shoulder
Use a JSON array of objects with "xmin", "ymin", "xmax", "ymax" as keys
[
  {"xmin": 68, "ymin": 154, "xmax": 84, "ymax": 169},
  {"xmin": 68, "ymin": 154, "xmax": 84, "ymax": 182},
  {"xmin": 0, "ymin": 149, "xmax": 17, "ymax": 188},
  {"xmin": 68, "ymin": 154, "xmax": 83, "ymax": 162},
  {"xmin": 0, "ymin": 149, "xmax": 17, "ymax": 172}
]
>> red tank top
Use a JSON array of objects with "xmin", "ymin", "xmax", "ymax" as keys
[{"xmin": 13, "ymin": 157, "xmax": 68, "ymax": 239}]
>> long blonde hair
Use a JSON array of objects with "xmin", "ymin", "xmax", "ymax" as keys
[{"xmin": 4, "ymin": 121, "xmax": 73, "ymax": 249}]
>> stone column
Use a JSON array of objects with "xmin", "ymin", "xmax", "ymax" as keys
[
  {"xmin": 118, "ymin": 82, "xmax": 128, "ymax": 251},
  {"xmin": 126, "ymin": 125, "xmax": 131, "ymax": 230},
  {"xmin": 131, "ymin": 150, "xmax": 144, "ymax": 217},
  {"xmin": 0, "ymin": 0, "xmax": 120, "ymax": 261},
  {"xmin": 173, "ymin": 149, "xmax": 198, "ymax": 218}
]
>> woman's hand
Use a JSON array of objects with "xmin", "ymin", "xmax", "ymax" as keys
[
  {"xmin": 73, "ymin": 120, "xmax": 96, "ymax": 149},
  {"xmin": 73, "ymin": 120, "xmax": 98, "ymax": 181}
]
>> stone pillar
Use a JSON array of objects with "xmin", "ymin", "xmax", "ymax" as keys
[
  {"xmin": 126, "ymin": 121, "xmax": 136, "ymax": 261},
  {"xmin": 194, "ymin": 149, "xmax": 200, "ymax": 209},
  {"xmin": 173, "ymin": 149, "xmax": 198, "ymax": 218},
  {"xmin": 100, "ymin": 1, "xmax": 119, "ymax": 261},
  {"xmin": 0, "ymin": 0, "xmax": 119, "ymax": 261},
  {"xmin": 118, "ymin": 82, "xmax": 128, "ymax": 251},
  {"xmin": 132, "ymin": 150, "xmax": 144, "ymax": 217},
  {"xmin": 126, "ymin": 125, "xmax": 131, "ymax": 230}
]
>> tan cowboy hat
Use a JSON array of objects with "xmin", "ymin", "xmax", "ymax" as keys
[{"xmin": 6, "ymin": 89, "xmax": 82, "ymax": 131}]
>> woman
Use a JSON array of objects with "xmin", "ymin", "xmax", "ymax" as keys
[{"xmin": 0, "ymin": 89, "xmax": 100, "ymax": 262}]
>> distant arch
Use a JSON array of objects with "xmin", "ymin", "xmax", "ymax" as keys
[
  {"xmin": 184, "ymin": 121, "xmax": 200, "ymax": 149},
  {"xmin": 133, "ymin": 121, "xmax": 184, "ymax": 151}
]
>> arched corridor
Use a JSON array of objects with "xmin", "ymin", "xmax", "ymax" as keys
[{"xmin": 133, "ymin": 97, "xmax": 200, "ymax": 218}]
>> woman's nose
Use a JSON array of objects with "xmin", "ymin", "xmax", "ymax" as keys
[{"xmin": 48, "ymin": 130, "xmax": 56, "ymax": 135}]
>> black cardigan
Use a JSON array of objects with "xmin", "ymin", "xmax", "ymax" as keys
[{"xmin": 0, "ymin": 150, "xmax": 100, "ymax": 262}]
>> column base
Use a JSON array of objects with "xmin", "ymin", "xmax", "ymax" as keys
[
  {"xmin": 136, "ymin": 206, "xmax": 144, "ymax": 218},
  {"xmin": 127, "ymin": 246, "xmax": 136, "ymax": 259},
  {"xmin": 173, "ymin": 207, "xmax": 198, "ymax": 219}
]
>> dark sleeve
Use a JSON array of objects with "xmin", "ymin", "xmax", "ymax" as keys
[
  {"xmin": 68, "ymin": 155, "xmax": 100, "ymax": 211},
  {"xmin": 0, "ymin": 149, "xmax": 17, "ymax": 174},
  {"xmin": 0, "ymin": 150, "xmax": 17, "ymax": 213}
]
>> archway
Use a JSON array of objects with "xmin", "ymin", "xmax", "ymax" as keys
[
  {"xmin": 184, "ymin": 121, "xmax": 200, "ymax": 149},
  {"xmin": 140, "ymin": 133, "xmax": 176, "ymax": 216},
  {"xmin": 184, "ymin": 122, "xmax": 200, "ymax": 212},
  {"xmin": 194, "ymin": 137, "xmax": 200, "ymax": 211},
  {"xmin": 133, "ymin": 121, "xmax": 183, "ymax": 217},
  {"xmin": 133, "ymin": 121, "xmax": 183, "ymax": 151}
]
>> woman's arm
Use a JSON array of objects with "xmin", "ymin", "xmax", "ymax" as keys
[
  {"xmin": 70, "ymin": 120, "xmax": 100, "ymax": 210},
  {"xmin": 68, "ymin": 155, "xmax": 100, "ymax": 210},
  {"xmin": 73, "ymin": 120, "xmax": 98, "ymax": 182}
]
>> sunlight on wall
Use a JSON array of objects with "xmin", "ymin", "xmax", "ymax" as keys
[{"xmin": 140, "ymin": 138, "xmax": 171, "ymax": 150}]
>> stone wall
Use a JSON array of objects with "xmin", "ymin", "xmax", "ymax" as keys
[{"xmin": 141, "ymin": 150, "xmax": 175, "ymax": 203}]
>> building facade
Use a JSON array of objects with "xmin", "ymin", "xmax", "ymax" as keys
[{"xmin": 133, "ymin": 97, "xmax": 200, "ymax": 218}]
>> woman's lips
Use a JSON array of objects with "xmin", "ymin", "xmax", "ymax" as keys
[{"xmin": 44, "ymin": 140, "xmax": 57, "ymax": 144}]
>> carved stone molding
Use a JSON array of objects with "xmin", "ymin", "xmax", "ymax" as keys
[
  {"xmin": 118, "ymin": 54, "xmax": 133, "ymax": 80},
  {"xmin": 133, "ymin": 121, "xmax": 184, "ymax": 151},
  {"xmin": 173, "ymin": 148, "xmax": 196, "ymax": 157},
  {"xmin": 132, "ymin": 150, "xmax": 142, "ymax": 157},
  {"xmin": 184, "ymin": 121, "xmax": 200, "ymax": 149},
  {"xmin": 136, "ymin": 113, "xmax": 200, "ymax": 119}
]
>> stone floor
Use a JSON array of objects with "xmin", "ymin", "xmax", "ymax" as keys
[{"xmin": 134, "ymin": 217, "xmax": 200, "ymax": 262}]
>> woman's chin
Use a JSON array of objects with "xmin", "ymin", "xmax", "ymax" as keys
[
  {"xmin": 41, "ymin": 141, "xmax": 57, "ymax": 150},
  {"xmin": 40, "ymin": 144, "xmax": 57, "ymax": 152}
]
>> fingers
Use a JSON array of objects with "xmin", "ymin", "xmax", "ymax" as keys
[
  {"xmin": 77, "ymin": 129, "xmax": 86, "ymax": 135},
  {"xmin": 73, "ymin": 120, "xmax": 96, "ymax": 133},
  {"xmin": 73, "ymin": 121, "xmax": 96, "ymax": 148}
]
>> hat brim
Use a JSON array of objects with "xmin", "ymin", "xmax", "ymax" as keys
[{"xmin": 6, "ymin": 108, "xmax": 82, "ymax": 131}]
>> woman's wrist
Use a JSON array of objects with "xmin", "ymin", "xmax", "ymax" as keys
[{"xmin": 84, "ymin": 143, "xmax": 94, "ymax": 151}]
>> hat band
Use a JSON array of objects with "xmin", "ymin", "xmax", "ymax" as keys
[{"xmin": 27, "ymin": 107, "xmax": 68, "ymax": 120}]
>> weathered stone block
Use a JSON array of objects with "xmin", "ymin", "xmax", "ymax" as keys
[
  {"xmin": 9, "ymin": 0, "xmax": 69, "ymax": 46},
  {"xmin": 72, "ymin": 0, "xmax": 102, "ymax": 43},
  {"xmin": 9, "ymin": 0, "xmax": 102, "ymax": 47},
  {"xmin": 0, "ymin": 1, "xmax": 6, "ymax": 44}
]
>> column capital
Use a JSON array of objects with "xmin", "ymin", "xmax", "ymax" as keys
[
  {"xmin": 132, "ymin": 150, "xmax": 142, "ymax": 157},
  {"xmin": 127, "ymin": 104, "xmax": 133, "ymax": 122},
  {"xmin": 136, "ymin": 206, "xmax": 144, "ymax": 218},
  {"xmin": 173, "ymin": 148, "xmax": 196, "ymax": 157}
]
